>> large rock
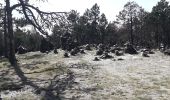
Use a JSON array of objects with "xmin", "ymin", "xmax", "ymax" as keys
[
  {"xmin": 100, "ymin": 52, "xmax": 113, "ymax": 59},
  {"xmin": 96, "ymin": 49, "xmax": 103, "ymax": 55},
  {"xmin": 70, "ymin": 49, "xmax": 77, "ymax": 56},
  {"xmin": 164, "ymin": 49, "xmax": 170, "ymax": 55},
  {"xmin": 142, "ymin": 51, "xmax": 149, "ymax": 57},
  {"xmin": 85, "ymin": 44, "xmax": 92, "ymax": 50},
  {"xmin": 17, "ymin": 45, "xmax": 27, "ymax": 54},
  {"xmin": 141, "ymin": 49, "xmax": 155, "ymax": 54},
  {"xmin": 70, "ymin": 47, "xmax": 80, "ymax": 56},
  {"xmin": 53, "ymin": 48, "xmax": 58, "ymax": 54},
  {"xmin": 124, "ymin": 44, "xmax": 138, "ymax": 54},
  {"xmin": 149, "ymin": 50, "xmax": 155, "ymax": 54},
  {"xmin": 110, "ymin": 47, "xmax": 122, "ymax": 53},
  {"xmin": 97, "ymin": 43, "xmax": 105, "ymax": 50},
  {"xmin": 115, "ymin": 50, "xmax": 124, "ymax": 56}
]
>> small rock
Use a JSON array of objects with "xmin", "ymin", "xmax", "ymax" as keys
[
  {"xmin": 93, "ymin": 57, "xmax": 100, "ymax": 61},
  {"xmin": 117, "ymin": 58, "xmax": 124, "ymax": 60},
  {"xmin": 64, "ymin": 52, "xmax": 69, "ymax": 58},
  {"xmin": 80, "ymin": 49, "xmax": 85, "ymax": 54},
  {"xmin": 142, "ymin": 51, "xmax": 149, "ymax": 57},
  {"xmin": 54, "ymin": 49, "xmax": 58, "ymax": 54}
]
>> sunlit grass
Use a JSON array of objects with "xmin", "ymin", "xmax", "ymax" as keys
[{"xmin": 0, "ymin": 50, "xmax": 170, "ymax": 99}]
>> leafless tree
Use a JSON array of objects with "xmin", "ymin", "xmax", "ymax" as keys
[{"xmin": 4, "ymin": 0, "xmax": 67, "ymax": 65}]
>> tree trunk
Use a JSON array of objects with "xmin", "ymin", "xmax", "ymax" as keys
[
  {"xmin": 101, "ymin": 28, "xmax": 105, "ymax": 44},
  {"xmin": 6, "ymin": 0, "xmax": 17, "ymax": 65},
  {"xmin": 155, "ymin": 23, "xmax": 159, "ymax": 47},
  {"xmin": 130, "ymin": 16, "xmax": 134, "ymax": 45},
  {"xmin": 3, "ymin": 8, "xmax": 8, "ymax": 58}
]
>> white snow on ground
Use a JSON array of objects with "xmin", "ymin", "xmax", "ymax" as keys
[
  {"xmin": 61, "ymin": 50, "xmax": 170, "ymax": 99},
  {"xmin": 1, "ymin": 50, "xmax": 170, "ymax": 100}
]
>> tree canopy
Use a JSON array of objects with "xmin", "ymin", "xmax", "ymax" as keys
[{"xmin": 1, "ymin": 0, "xmax": 170, "ymax": 65}]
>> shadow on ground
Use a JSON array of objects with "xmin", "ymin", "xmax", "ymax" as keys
[{"xmin": 0, "ymin": 61, "xmax": 76, "ymax": 100}]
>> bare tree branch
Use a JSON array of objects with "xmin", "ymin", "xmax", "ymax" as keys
[{"xmin": 11, "ymin": 0, "xmax": 68, "ymax": 37}]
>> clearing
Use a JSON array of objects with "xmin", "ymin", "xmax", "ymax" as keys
[{"xmin": 0, "ymin": 50, "xmax": 170, "ymax": 100}]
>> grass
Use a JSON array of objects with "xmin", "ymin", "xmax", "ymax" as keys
[
  {"xmin": 0, "ymin": 51, "xmax": 71, "ymax": 100},
  {"xmin": 0, "ymin": 50, "xmax": 170, "ymax": 99}
]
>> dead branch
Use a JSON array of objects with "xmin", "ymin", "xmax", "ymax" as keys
[{"xmin": 11, "ymin": 0, "xmax": 68, "ymax": 37}]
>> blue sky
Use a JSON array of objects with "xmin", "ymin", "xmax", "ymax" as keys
[{"xmin": 2, "ymin": 0, "xmax": 169, "ymax": 21}]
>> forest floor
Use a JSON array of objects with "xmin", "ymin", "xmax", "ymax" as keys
[{"xmin": 0, "ymin": 49, "xmax": 170, "ymax": 100}]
